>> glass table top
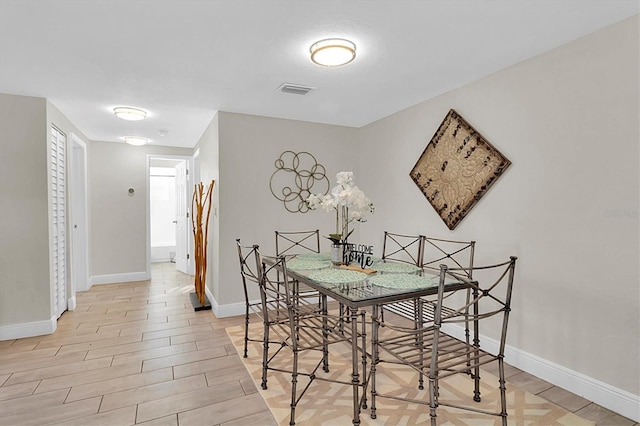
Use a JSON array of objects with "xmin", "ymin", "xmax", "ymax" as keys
[{"xmin": 283, "ymin": 256, "xmax": 466, "ymax": 307}]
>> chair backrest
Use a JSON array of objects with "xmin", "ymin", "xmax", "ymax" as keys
[
  {"xmin": 381, "ymin": 231, "xmax": 425, "ymax": 266},
  {"xmin": 256, "ymin": 252, "xmax": 298, "ymax": 343},
  {"xmin": 257, "ymin": 253, "xmax": 292, "ymax": 306},
  {"xmin": 275, "ymin": 229, "xmax": 321, "ymax": 256},
  {"xmin": 436, "ymin": 256, "xmax": 517, "ymax": 355},
  {"xmin": 236, "ymin": 239, "xmax": 261, "ymax": 304},
  {"xmin": 423, "ymin": 237, "xmax": 475, "ymax": 278}
]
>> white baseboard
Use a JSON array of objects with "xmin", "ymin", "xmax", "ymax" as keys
[
  {"xmin": 0, "ymin": 316, "xmax": 57, "ymax": 341},
  {"xmin": 207, "ymin": 286, "xmax": 246, "ymax": 318},
  {"xmin": 442, "ymin": 323, "xmax": 640, "ymax": 422},
  {"xmin": 90, "ymin": 271, "xmax": 151, "ymax": 286},
  {"xmin": 67, "ymin": 296, "xmax": 77, "ymax": 311}
]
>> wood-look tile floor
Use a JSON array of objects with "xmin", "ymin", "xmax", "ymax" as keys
[
  {"xmin": 0, "ymin": 262, "xmax": 636, "ymax": 426},
  {"xmin": 0, "ymin": 263, "xmax": 275, "ymax": 426}
]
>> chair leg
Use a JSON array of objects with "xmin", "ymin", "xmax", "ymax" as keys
[
  {"xmin": 498, "ymin": 357, "xmax": 508, "ymax": 426},
  {"xmin": 322, "ymin": 297, "xmax": 329, "ymax": 373},
  {"xmin": 261, "ymin": 321, "xmax": 269, "ymax": 390},
  {"xmin": 290, "ymin": 350, "xmax": 299, "ymax": 425},
  {"xmin": 370, "ymin": 307, "xmax": 379, "ymax": 419},
  {"xmin": 243, "ymin": 307, "xmax": 250, "ymax": 358},
  {"xmin": 360, "ymin": 310, "xmax": 368, "ymax": 410},
  {"xmin": 472, "ymin": 288, "xmax": 482, "ymax": 403},
  {"xmin": 429, "ymin": 374, "xmax": 438, "ymax": 426},
  {"xmin": 429, "ymin": 324, "xmax": 440, "ymax": 426},
  {"xmin": 473, "ymin": 365, "xmax": 482, "ymax": 403},
  {"xmin": 415, "ymin": 299, "xmax": 424, "ymax": 390}
]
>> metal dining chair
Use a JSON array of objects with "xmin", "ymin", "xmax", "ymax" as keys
[
  {"xmin": 379, "ymin": 231, "xmax": 426, "ymax": 320},
  {"xmin": 276, "ymin": 229, "xmax": 325, "ymax": 307},
  {"xmin": 370, "ymin": 256, "xmax": 518, "ymax": 425},
  {"xmin": 236, "ymin": 238, "xmax": 291, "ymax": 359},
  {"xmin": 381, "ymin": 231, "xmax": 425, "ymax": 267},
  {"xmin": 382, "ymin": 236, "xmax": 476, "ymax": 389},
  {"xmin": 235, "ymin": 239, "xmax": 266, "ymax": 358},
  {"xmin": 419, "ymin": 237, "xmax": 476, "ymax": 321},
  {"xmin": 382, "ymin": 235, "xmax": 475, "ymax": 322},
  {"xmin": 257, "ymin": 251, "xmax": 356, "ymax": 425},
  {"xmin": 275, "ymin": 229, "xmax": 321, "ymax": 256}
]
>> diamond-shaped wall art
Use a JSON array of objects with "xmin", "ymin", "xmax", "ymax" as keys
[{"xmin": 410, "ymin": 109, "xmax": 511, "ymax": 230}]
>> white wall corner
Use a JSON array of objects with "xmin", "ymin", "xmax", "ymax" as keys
[
  {"xmin": 441, "ymin": 324, "xmax": 640, "ymax": 422},
  {"xmin": 0, "ymin": 316, "xmax": 57, "ymax": 341},
  {"xmin": 90, "ymin": 271, "xmax": 151, "ymax": 286}
]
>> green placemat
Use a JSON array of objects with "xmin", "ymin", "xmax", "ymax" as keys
[
  {"xmin": 372, "ymin": 261, "xmax": 421, "ymax": 274},
  {"xmin": 295, "ymin": 252, "xmax": 332, "ymax": 261},
  {"xmin": 308, "ymin": 269, "xmax": 367, "ymax": 284},
  {"xmin": 287, "ymin": 258, "xmax": 332, "ymax": 271},
  {"xmin": 369, "ymin": 273, "xmax": 435, "ymax": 289}
]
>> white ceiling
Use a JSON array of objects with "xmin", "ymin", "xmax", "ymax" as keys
[{"xmin": 0, "ymin": 1, "xmax": 637, "ymax": 148}]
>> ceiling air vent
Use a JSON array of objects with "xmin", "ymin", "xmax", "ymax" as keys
[{"xmin": 278, "ymin": 83, "xmax": 315, "ymax": 96}]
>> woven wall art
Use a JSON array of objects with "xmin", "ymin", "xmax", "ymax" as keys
[{"xmin": 410, "ymin": 109, "xmax": 511, "ymax": 230}]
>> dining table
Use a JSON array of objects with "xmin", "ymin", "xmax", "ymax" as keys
[{"xmin": 264, "ymin": 252, "xmax": 469, "ymax": 425}]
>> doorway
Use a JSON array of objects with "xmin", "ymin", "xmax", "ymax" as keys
[
  {"xmin": 146, "ymin": 155, "xmax": 193, "ymax": 276},
  {"xmin": 69, "ymin": 133, "xmax": 89, "ymax": 298}
]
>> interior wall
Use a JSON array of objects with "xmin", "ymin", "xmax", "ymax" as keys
[
  {"xmin": 357, "ymin": 16, "xmax": 639, "ymax": 397},
  {"xmin": 0, "ymin": 94, "xmax": 50, "ymax": 328},
  {"xmin": 192, "ymin": 112, "xmax": 219, "ymax": 302},
  {"xmin": 87, "ymin": 141, "xmax": 192, "ymax": 277},
  {"xmin": 212, "ymin": 112, "xmax": 359, "ymax": 307}
]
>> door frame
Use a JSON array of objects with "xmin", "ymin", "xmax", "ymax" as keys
[
  {"xmin": 146, "ymin": 154, "xmax": 194, "ymax": 276},
  {"xmin": 68, "ymin": 133, "xmax": 89, "ymax": 299}
]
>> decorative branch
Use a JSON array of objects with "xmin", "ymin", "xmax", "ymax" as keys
[{"xmin": 191, "ymin": 180, "xmax": 215, "ymax": 306}]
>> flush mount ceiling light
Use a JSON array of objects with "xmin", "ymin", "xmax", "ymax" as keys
[
  {"xmin": 124, "ymin": 136, "xmax": 149, "ymax": 146},
  {"xmin": 114, "ymin": 107, "xmax": 147, "ymax": 121},
  {"xmin": 310, "ymin": 38, "xmax": 356, "ymax": 67}
]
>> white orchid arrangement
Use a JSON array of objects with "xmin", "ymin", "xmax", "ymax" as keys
[{"xmin": 306, "ymin": 171, "xmax": 374, "ymax": 244}]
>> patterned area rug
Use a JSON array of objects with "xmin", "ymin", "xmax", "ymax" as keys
[{"xmin": 226, "ymin": 325, "xmax": 593, "ymax": 425}]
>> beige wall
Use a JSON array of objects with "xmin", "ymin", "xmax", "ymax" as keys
[
  {"xmin": 192, "ymin": 113, "xmax": 220, "ymax": 302},
  {"xmin": 357, "ymin": 16, "xmax": 639, "ymax": 396},
  {"xmin": 0, "ymin": 94, "xmax": 92, "ymax": 333},
  {"xmin": 0, "ymin": 94, "xmax": 50, "ymax": 326},
  {"xmin": 208, "ymin": 112, "xmax": 358, "ymax": 308},
  {"xmin": 88, "ymin": 141, "xmax": 192, "ymax": 276}
]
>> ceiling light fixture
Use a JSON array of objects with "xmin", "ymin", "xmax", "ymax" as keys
[
  {"xmin": 114, "ymin": 107, "xmax": 147, "ymax": 121},
  {"xmin": 124, "ymin": 136, "xmax": 149, "ymax": 146},
  {"xmin": 310, "ymin": 38, "xmax": 356, "ymax": 67}
]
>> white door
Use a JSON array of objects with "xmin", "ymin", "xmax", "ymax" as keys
[
  {"xmin": 51, "ymin": 126, "xmax": 67, "ymax": 319},
  {"xmin": 69, "ymin": 134, "xmax": 89, "ymax": 294},
  {"xmin": 175, "ymin": 161, "xmax": 189, "ymax": 274}
]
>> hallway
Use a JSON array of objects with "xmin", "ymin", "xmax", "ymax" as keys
[{"xmin": 0, "ymin": 263, "xmax": 275, "ymax": 425}]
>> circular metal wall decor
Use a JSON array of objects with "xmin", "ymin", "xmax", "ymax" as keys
[{"xmin": 270, "ymin": 151, "xmax": 329, "ymax": 213}]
